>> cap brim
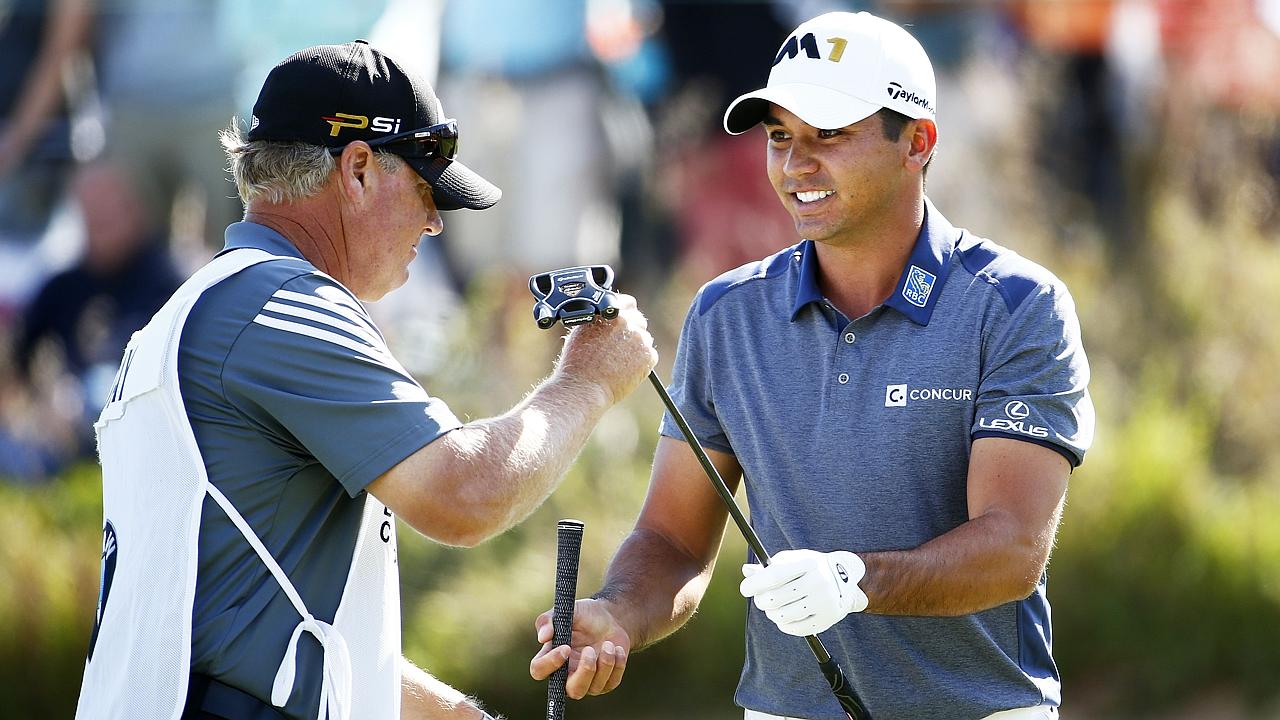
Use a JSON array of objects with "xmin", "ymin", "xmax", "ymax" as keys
[
  {"xmin": 723, "ymin": 84, "xmax": 883, "ymax": 135},
  {"xmin": 409, "ymin": 155, "xmax": 501, "ymax": 211}
]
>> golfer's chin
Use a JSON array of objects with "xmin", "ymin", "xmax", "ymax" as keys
[{"xmin": 789, "ymin": 215, "xmax": 834, "ymax": 242}]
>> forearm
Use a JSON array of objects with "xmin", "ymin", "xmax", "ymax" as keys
[
  {"xmin": 400, "ymin": 657, "xmax": 494, "ymax": 720},
  {"xmin": 594, "ymin": 527, "xmax": 716, "ymax": 650},
  {"xmin": 434, "ymin": 371, "xmax": 610, "ymax": 544},
  {"xmin": 861, "ymin": 508, "xmax": 1053, "ymax": 616}
]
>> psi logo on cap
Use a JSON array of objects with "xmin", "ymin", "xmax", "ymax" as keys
[{"xmin": 322, "ymin": 112, "xmax": 403, "ymax": 137}]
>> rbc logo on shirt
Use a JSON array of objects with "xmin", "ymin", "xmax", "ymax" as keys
[{"xmin": 902, "ymin": 265, "xmax": 936, "ymax": 308}]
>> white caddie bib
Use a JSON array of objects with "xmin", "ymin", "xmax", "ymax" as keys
[{"xmin": 75, "ymin": 249, "xmax": 401, "ymax": 720}]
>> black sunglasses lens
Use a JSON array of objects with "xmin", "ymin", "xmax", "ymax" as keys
[
  {"xmin": 436, "ymin": 136, "xmax": 458, "ymax": 160},
  {"xmin": 373, "ymin": 123, "xmax": 458, "ymax": 160}
]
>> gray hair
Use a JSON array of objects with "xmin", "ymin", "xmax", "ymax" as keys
[{"xmin": 220, "ymin": 120, "xmax": 404, "ymax": 205}]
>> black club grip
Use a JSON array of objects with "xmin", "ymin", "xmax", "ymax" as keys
[
  {"xmin": 818, "ymin": 655, "xmax": 872, "ymax": 720},
  {"xmin": 547, "ymin": 519, "xmax": 584, "ymax": 720}
]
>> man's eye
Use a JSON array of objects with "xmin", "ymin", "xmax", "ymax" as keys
[
  {"xmin": 768, "ymin": 130, "xmax": 790, "ymax": 142},
  {"xmin": 817, "ymin": 129, "xmax": 841, "ymax": 139}
]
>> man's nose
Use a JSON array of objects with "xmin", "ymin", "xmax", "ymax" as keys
[
  {"xmin": 784, "ymin": 140, "xmax": 819, "ymax": 177},
  {"xmin": 423, "ymin": 197, "xmax": 444, "ymax": 236}
]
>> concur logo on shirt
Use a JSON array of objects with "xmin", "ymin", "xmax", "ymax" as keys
[
  {"xmin": 902, "ymin": 265, "xmax": 936, "ymax": 308},
  {"xmin": 885, "ymin": 384, "xmax": 973, "ymax": 407}
]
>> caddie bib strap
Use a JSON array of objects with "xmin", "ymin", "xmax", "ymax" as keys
[{"xmin": 203, "ymin": 483, "xmax": 353, "ymax": 720}]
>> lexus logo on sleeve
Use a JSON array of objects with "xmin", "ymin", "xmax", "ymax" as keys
[{"xmin": 978, "ymin": 400, "xmax": 1049, "ymax": 438}]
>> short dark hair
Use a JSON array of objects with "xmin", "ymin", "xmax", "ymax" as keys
[
  {"xmin": 877, "ymin": 107, "xmax": 913, "ymax": 142},
  {"xmin": 876, "ymin": 108, "xmax": 933, "ymax": 176}
]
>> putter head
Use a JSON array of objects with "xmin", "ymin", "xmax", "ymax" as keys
[{"xmin": 528, "ymin": 265, "xmax": 617, "ymax": 329}]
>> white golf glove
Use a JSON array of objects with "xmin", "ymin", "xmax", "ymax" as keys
[{"xmin": 739, "ymin": 549, "xmax": 868, "ymax": 637}]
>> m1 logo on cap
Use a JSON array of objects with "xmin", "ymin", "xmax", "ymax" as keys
[
  {"xmin": 322, "ymin": 112, "xmax": 403, "ymax": 136},
  {"xmin": 773, "ymin": 32, "xmax": 849, "ymax": 66}
]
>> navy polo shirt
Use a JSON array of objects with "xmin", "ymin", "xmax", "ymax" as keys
[
  {"xmin": 659, "ymin": 200, "xmax": 1094, "ymax": 720},
  {"xmin": 179, "ymin": 223, "xmax": 461, "ymax": 719}
]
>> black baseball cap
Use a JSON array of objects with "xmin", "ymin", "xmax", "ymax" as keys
[{"xmin": 247, "ymin": 40, "xmax": 500, "ymax": 211}]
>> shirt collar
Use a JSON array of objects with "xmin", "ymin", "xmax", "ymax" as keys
[
  {"xmin": 790, "ymin": 241, "xmax": 824, "ymax": 319},
  {"xmin": 789, "ymin": 198, "xmax": 961, "ymax": 326},
  {"xmin": 219, "ymin": 221, "xmax": 308, "ymax": 261}
]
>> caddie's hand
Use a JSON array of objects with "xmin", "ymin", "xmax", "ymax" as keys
[
  {"xmin": 556, "ymin": 293, "xmax": 657, "ymax": 405},
  {"xmin": 739, "ymin": 549, "xmax": 868, "ymax": 636},
  {"xmin": 529, "ymin": 598, "xmax": 631, "ymax": 699}
]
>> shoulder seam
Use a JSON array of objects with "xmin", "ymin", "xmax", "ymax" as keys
[
  {"xmin": 698, "ymin": 252, "xmax": 795, "ymax": 316},
  {"xmin": 955, "ymin": 238, "xmax": 1054, "ymax": 316},
  {"xmin": 970, "ymin": 268, "xmax": 1017, "ymax": 315}
]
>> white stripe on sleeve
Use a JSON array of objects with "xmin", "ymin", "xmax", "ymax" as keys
[
  {"xmin": 272, "ymin": 288, "xmax": 372, "ymax": 330},
  {"xmin": 251, "ymin": 314, "xmax": 409, "ymax": 376},
  {"xmin": 261, "ymin": 301, "xmax": 382, "ymax": 348}
]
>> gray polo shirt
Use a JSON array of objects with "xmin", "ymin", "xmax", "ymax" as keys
[
  {"xmin": 179, "ymin": 223, "xmax": 461, "ymax": 719},
  {"xmin": 660, "ymin": 200, "xmax": 1094, "ymax": 720}
]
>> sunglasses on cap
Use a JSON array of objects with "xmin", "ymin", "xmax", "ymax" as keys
[{"xmin": 329, "ymin": 119, "xmax": 459, "ymax": 161}]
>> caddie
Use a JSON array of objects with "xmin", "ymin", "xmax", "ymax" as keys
[{"xmin": 75, "ymin": 40, "xmax": 657, "ymax": 720}]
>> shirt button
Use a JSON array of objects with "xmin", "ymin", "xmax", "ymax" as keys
[
  {"xmin": 844, "ymin": 332, "xmax": 856, "ymax": 344},
  {"xmin": 837, "ymin": 373, "xmax": 850, "ymax": 384}
]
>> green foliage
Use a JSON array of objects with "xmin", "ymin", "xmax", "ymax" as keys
[
  {"xmin": 1053, "ymin": 367, "xmax": 1280, "ymax": 712},
  {"xmin": 1044, "ymin": 181, "xmax": 1280, "ymax": 717},
  {"xmin": 6, "ymin": 153, "xmax": 1280, "ymax": 719},
  {"xmin": 0, "ymin": 465, "xmax": 101, "ymax": 716}
]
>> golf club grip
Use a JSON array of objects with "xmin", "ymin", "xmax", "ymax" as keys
[
  {"xmin": 547, "ymin": 519, "xmax": 584, "ymax": 720},
  {"xmin": 818, "ymin": 654, "xmax": 872, "ymax": 720}
]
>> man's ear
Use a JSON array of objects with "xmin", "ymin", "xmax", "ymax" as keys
[
  {"xmin": 905, "ymin": 118, "xmax": 938, "ymax": 172},
  {"xmin": 336, "ymin": 142, "xmax": 376, "ymax": 202}
]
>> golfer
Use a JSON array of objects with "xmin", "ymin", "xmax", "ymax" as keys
[
  {"xmin": 530, "ymin": 12, "xmax": 1094, "ymax": 720},
  {"xmin": 75, "ymin": 41, "xmax": 657, "ymax": 720}
]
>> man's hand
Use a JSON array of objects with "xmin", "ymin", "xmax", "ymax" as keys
[
  {"xmin": 529, "ymin": 598, "xmax": 630, "ymax": 699},
  {"xmin": 739, "ymin": 549, "xmax": 868, "ymax": 636},
  {"xmin": 556, "ymin": 293, "xmax": 657, "ymax": 406}
]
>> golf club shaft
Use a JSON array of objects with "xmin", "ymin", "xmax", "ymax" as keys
[
  {"xmin": 646, "ymin": 372, "xmax": 769, "ymax": 563},
  {"xmin": 646, "ymin": 370, "xmax": 872, "ymax": 720}
]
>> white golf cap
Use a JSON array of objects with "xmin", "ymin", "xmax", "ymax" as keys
[{"xmin": 724, "ymin": 11, "xmax": 937, "ymax": 135}]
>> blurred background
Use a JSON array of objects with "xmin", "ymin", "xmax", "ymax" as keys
[{"xmin": 1, "ymin": 0, "xmax": 1279, "ymax": 717}]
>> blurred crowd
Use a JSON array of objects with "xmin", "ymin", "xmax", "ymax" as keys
[{"xmin": 0, "ymin": 0, "xmax": 1277, "ymax": 483}]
